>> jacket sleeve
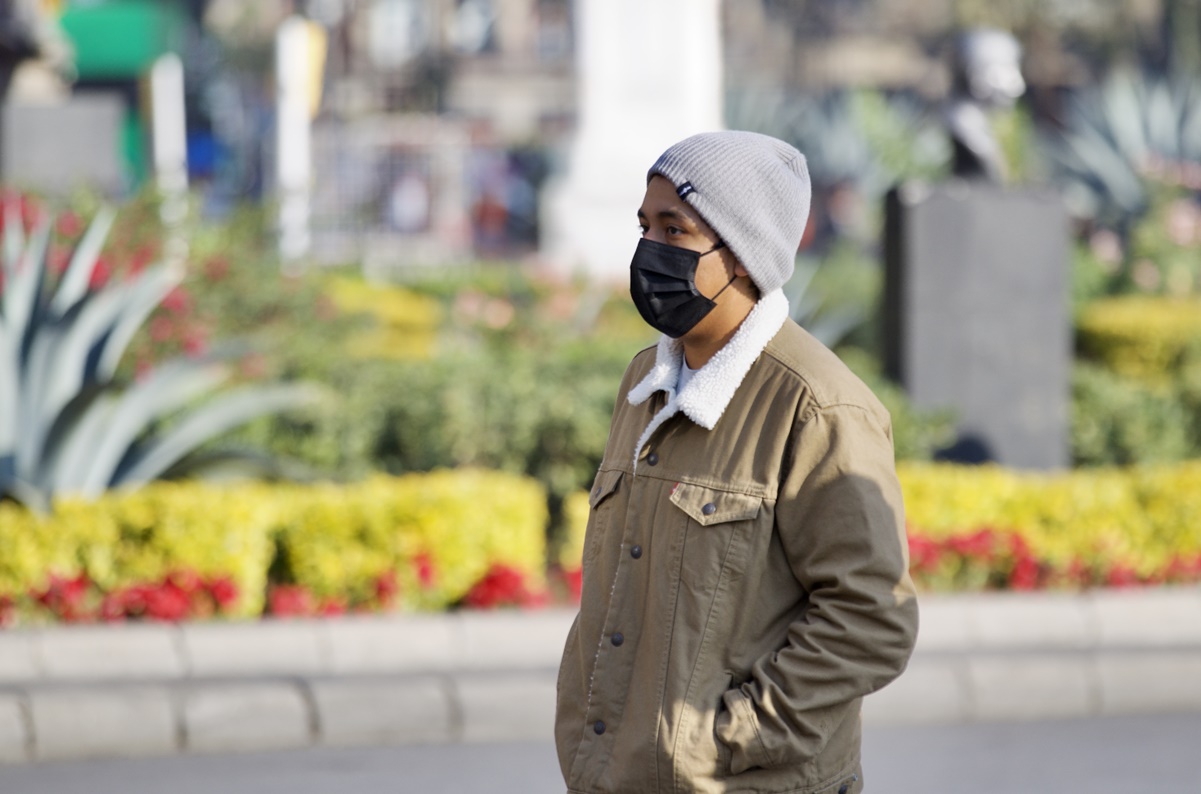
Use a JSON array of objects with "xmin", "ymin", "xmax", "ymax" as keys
[{"xmin": 714, "ymin": 402, "xmax": 919, "ymax": 774}]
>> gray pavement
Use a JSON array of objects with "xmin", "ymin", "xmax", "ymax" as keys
[
  {"xmin": 2, "ymin": 715, "xmax": 1198, "ymax": 793},
  {"xmin": 0, "ymin": 587, "xmax": 1199, "ymax": 764}
]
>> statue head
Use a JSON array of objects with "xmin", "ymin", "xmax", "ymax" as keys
[{"xmin": 951, "ymin": 29, "xmax": 1025, "ymax": 110}]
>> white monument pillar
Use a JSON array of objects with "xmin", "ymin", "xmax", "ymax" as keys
[
  {"xmin": 276, "ymin": 16, "xmax": 314, "ymax": 272},
  {"xmin": 150, "ymin": 53, "xmax": 189, "ymax": 266},
  {"xmin": 541, "ymin": 0, "xmax": 724, "ymax": 281}
]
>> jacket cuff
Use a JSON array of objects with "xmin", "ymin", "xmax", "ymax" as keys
[{"xmin": 715, "ymin": 686, "xmax": 772, "ymax": 774}]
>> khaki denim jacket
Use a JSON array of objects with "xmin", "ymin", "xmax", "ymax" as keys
[{"xmin": 555, "ymin": 290, "xmax": 919, "ymax": 794}]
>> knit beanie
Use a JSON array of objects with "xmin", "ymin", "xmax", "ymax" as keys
[{"xmin": 648, "ymin": 131, "xmax": 811, "ymax": 294}]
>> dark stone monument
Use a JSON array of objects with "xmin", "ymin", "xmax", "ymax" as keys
[
  {"xmin": 883, "ymin": 181, "xmax": 1071, "ymax": 469},
  {"xmin": 882, "ymin": 27, "xmax": 1070, "ymax": 470}
]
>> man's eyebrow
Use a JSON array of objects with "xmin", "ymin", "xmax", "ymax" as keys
[{"xmin": 636, "ymin": 208, "xmax": 692, "ymax": 224}]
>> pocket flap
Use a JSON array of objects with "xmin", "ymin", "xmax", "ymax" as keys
[
  {"xmin": 588, "ymin": 469, "xmax": 623, "ymax": 509},
  {"xmin": 670, "ymin": 483, "xmax": 762, "ymax": 526}
]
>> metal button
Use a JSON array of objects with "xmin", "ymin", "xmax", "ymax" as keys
[
  {"xmin": 594, "ymin": 720, "xmax": 606, "ymax": 735},
  {"xmin": 838, "ymin": 787, "xmax": 848, "ymax": 794},
  {"xmin": 646, "ymin": 452, "xmax": 659, "ymax": 466},
  {"xmin": 611, "ymin": 632, "xmax": 624, "ymax": 647},
  {"xmin": 630, "ymin": 545, "xmax": 642, "ymax": 559},
  {"xmin": 702, "ymin": 502, "xmax": 717, "ymax": 516}
]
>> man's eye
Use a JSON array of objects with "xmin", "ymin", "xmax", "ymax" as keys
[
  {"xmin": 637, "ymin": 224, "xmax": 649, "ymax": 236},
  {"xmin": 666, "ymin": 226, "xmax": 684, "ymax": 235}
]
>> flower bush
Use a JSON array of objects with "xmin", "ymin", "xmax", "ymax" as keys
[
  {"xmin": 556, "ymin": 461, "xmax": 1201, "ymax": 595},
  {"xmin": 900, "ymin": 461, "xmax": 1201, "ymax": 589},
  {"xmin": 0, "ymin": 469, "xmax": 548, "ymax": 626}
]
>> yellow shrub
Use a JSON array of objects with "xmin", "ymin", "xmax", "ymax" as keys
[
  {"xmin": 274, "ymin": 469, "xmax": 547, "ymax": 609},
  {"xmin": 899, "ymin": 461, "xmax": 1201, "ymax": 576},
  {"xmin": 557, "ymin": 489, "xmax": 591, "ymax": 570},
  {"xmin": 1077, "ymin": 297, "xmax": 1201, "ymax": 383},
  {"xmin": 325, "ymin": 276, "xmax": 442, "ymax": 360},
  {"xmin": 559, "ymin": 462, "xmax": 1201, "ymax": 581},
  {"xmin": 0, "ymin": 485, "xmax": 279, "ymax": 618},
  {"xmin": 0, "ymin": 469, "xmax": 547, "ymax": 618}
]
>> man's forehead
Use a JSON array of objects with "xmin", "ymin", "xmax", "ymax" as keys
[{"xmin": 639, "ymin": 176, "xmax": 702, "ymax": 224}]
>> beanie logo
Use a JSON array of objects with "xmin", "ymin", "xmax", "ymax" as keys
[{"xmin": 676, "ymin": 182, "xmax": 695, "ymax": 198}]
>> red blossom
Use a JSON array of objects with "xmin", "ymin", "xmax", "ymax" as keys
[
  {"xmin": 143, "ymin": 581, "xmax": 191, "ymax": 621},
  {"xmin": 462, "ymin": 564, "xmax": 545, "ymax": 609},
  {"xmin": 148, "ymin": 316, "xmax": 174, "ymax": 343},
  {"xmin": 89, "ymin": 257, "xmax": 112, "ymax": 289},
  {"xmin": 317, "ymin": 598, "xmax": 347, "ymax": 617},
  {"xmin": 413, "ymin": 552, "xmax": 436, "ymax": 589},
  {"xmin": 182, "ymin": 326, "xmax": 208, "ymax": 356},
  {"xmin": 161, "ymin": 286, "xmax": 192, "ymax": 314},
  {"xmin": 1160, "ymin": 553, "xmax": 1201, "ymax": 584},
  {"xmin": 1008, "ymin": 555, "xmax": 1041, "ymax": 590},
  {"xmin": 906, "ymin": 534, "xmax": 943, "ymax": 573},
  {"xmin": 267, "ymin": 584, "xmax": 316, "ymax": 618},
  {"xmin": 129, "ymin": 245, "xmax": 155, "ymax": 274},
  {"xmin": 33, "ymin": 573, "xmax": 94, "ymax": 623},
  {"xmin": 56, "ymin": 211, "xmax": 82, "ymax": 239},
  {"xmin": 47, "ymin": 247, "xmax": 70, "ymax": 275},
  {"xmin": 374, "ymin": 570, "xmax": 400, "ymax": 607},
  {"xmin": 167, "ymin": 570, "xmax": 204, "ymax": 596},
  {"xmin": 134, "ymin": 355, "xmax": 154, "ymax": 381},
  {"xmin": 1105, "ymin": 564, "xmax": 1142, "ymax": 589},
  {"xmin": 208, "ymin": 576, "xmax": 239, "ymax": 610},
  {"xmin": 947, "ymin": 529, "xmax": 997, "ymax": 561}
]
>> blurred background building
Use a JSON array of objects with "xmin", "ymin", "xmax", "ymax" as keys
[{"xmin": 0, "ymin": 0, "xmax": 1196, "ymax": 272}]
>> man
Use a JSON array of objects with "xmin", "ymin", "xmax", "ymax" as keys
[{"xmin": 555, "ymin": 131, "xmax": 918, "ymax": 794}]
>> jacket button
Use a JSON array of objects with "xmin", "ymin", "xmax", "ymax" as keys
[
  {"xmin": 838, "ymin": 786, "xmax": 849, "ymax": 794},
  {"xmin": 594, "ymin": 720, "xmax": 606, "ymax": 735},
  {"xmin": 611, "ymin": 632, "xmax": 624, "ymax": 646},
  {"xmin": 702, "ymin": 502, "xmax": 717, "ymax": 516},
  {"xmin": 646, "ymin": 452, "xmax": 659, "ymax": 466},
  {"xmin": 630, "ymin": 545, "xmax": 642, "ymax": 559}
]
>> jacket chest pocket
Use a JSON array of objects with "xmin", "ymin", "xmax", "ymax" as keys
[
  {"xmin": 669, "ymin": 483, "xmax": 764, "ymax": 582},
  {"xmin": 583, "ymin": 469, "xmax": 623, "ymax": 566}
]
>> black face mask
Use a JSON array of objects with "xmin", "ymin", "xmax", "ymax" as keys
[{"xmin": 629, "ymin": 237, "xmax": 734, "ymax": 338}]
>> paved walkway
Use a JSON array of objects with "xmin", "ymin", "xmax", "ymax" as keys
[{"xmin": 0, "ymin": 587, "xmax": 1198, "ymax": 764}]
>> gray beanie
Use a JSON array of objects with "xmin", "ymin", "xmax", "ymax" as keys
[{"xmin": 648, "ymin": 130, "xmax": 811, "ymax": 294}]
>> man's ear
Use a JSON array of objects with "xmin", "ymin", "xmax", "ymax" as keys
[{"xmin": 734, "ymin": 262, "xmax": 750, "ymax": 278}]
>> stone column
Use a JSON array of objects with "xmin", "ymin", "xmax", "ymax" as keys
[
  {"xmin": 541, "ymin": 0, "xmax": 723, "ymax": 281},
  {"xmin": 150, "ymin": 53, "xmax": 189, "ymax": 267}
]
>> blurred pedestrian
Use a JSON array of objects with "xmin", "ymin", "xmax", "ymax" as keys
[{"xmin": 555, "ymin": 131, "xmax": 918, "ymax": 794}]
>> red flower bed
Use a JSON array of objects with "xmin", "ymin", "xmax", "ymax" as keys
[
  {"xmin": 25, "ymin": 570, "xmax": 241, "ymax": 624},
  {"xmin": 907, "ymin": 527, "xmax": 1201, "ymax": 591}
]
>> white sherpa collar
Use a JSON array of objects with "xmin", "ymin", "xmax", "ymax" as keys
[{"xmin": 626, "ymin": 289, "xmax": 789, "ymax": 467}]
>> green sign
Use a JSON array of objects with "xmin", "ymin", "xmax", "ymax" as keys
[{"xmin": 60, "ymin": 0, "xmax": 187, "ymax": 79}]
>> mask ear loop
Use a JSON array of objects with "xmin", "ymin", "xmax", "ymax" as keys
[{"xmin": 702, "ymin": 240, "xmax": 738, "ymax": 301}]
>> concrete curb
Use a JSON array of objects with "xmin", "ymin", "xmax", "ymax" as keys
[{"xmin": 0, "ymin": 587, "xmax": 1198, "ymax": 764}]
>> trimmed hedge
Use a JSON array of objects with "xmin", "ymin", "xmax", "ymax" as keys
[
  {"xmin": 0, "ymin": 469, "xmax": 547, "ymax": 624},
  {"xmin": 899, "ymin": 461, "xmax": 1201, "ymax": 584},
  {"xmin": 559, "ymin": 462, "xmax": 1201, "ymax": 592},
  {"xmin": 1077, "ymin": 296, "xmax": 1201, "ymax": 384}
]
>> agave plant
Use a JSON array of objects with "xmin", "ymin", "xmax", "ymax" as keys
[
  {"xmin": 725, "ymin": 87, "xmax": 948, "ymax": 200},
  {"xmin": 0, "ymin": 201, "xmax": 320, "ymax": 512},
  {"xmin": 1044, "ymin": 68, "xmax": 1201, "ymax": 230}
]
